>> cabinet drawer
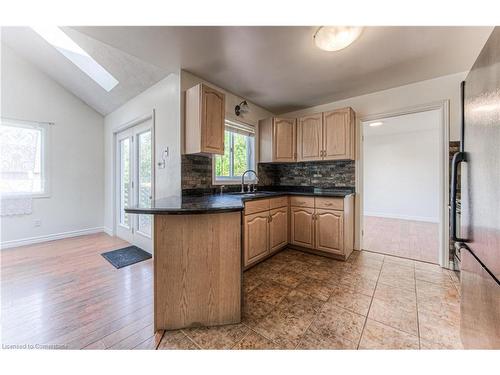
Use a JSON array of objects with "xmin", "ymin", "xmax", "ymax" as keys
[
  {"xmin": 269, "ymin": 196, "xmax": 288, "ymax": 209},
  {"xmin": 244, "ymin": 199, "xmax": 270, "ymax": 215},
  {"xmin": 315, "ymin": 197, "xmax": 344, "ymax": 210},
  {"xmin": 290, "ymin": 196, "xmax": 315, "ymax": 208}
]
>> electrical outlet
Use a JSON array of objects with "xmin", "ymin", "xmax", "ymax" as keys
[{"xmin": 34, "ymin": 219, "xmax": 42, "ymax": 227}]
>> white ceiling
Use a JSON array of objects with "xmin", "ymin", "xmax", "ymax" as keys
[
  {"xmin": 74, "ymin": 26, "xmax": 492, "ymax": 114},
  {"xmin": 1, "ymin": 26, "xmax": 170, "ymax": 115},
  {"xmin": 2, "ymin": 26, "xmax": 493, "ymax": 116}
]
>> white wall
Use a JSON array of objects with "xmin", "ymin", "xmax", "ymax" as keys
[
  {"xmin": 1, "ymin": 45, "xmax": 105, "ymax": 247},
  {"xmin": 363, "ymin": 110, "xmax": 440, "ymax": 222},
  {"xmin": 103, "ymin": 73, "xmax": 181, "ymax": 234},
  {"xmin": 282, "ymin": 72, "xmax": 466, "ymax": 141}
]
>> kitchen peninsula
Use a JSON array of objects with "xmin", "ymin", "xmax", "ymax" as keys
[{"xmin": 126, "ymin": 188, "xmax": 355, "ymax": 332}]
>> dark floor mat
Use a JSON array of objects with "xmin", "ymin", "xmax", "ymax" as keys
[{"xmin": 101, "ymin": 246, "xmax": 152, "ymax": 269}]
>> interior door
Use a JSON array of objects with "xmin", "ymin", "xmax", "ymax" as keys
[{"xmin": 115, "ymin": 119, "xmax": 153, "ymax": 253}]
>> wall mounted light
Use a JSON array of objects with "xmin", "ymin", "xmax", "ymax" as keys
[
  {"xmin": 314, "ymin": 26, "xmax": 363, "ymax": 52},
  {"xmin": 235, "ymin": 100, "xmax": 248, "ymax": 116}
]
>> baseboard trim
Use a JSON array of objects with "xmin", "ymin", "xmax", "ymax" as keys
[
  {"xmin": 103, "ymin": 226, "xmax": 114, "ymax": 236},
  {"xmin": 363, "ymin": 212, "xmax": 439, "ymax": 223},
  {"xmin": 1, "ymin": 227, "xmax": 106, "ymax": 249}
]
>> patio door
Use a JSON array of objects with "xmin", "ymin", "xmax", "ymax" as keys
[{"xmin": 115, "ymin": 118, "xmax": 153, "ymax": 253}]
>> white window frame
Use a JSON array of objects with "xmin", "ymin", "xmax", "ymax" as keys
[
  {"xmin": 0, "ymin": 118, "xmax": 51, "ymax": 198},
  {"xmin": 212, "ymin": 120, "xmax": 256, "ymax": 185}
]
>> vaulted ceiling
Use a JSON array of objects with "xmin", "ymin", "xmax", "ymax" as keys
[{"xmin": 2, "ymin": 26, "xmax": 493, "ymax": 115}]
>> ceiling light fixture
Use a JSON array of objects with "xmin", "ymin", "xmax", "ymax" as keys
[
  {"xmin": 369, "ymin": 121, "xmax": 383, "ymax": 127},
  {"xmin": 31, "ymin": 26, "xmax": 119, "ymax": 92},
  {"xmin": 314, "ymin": 26, "xmax": 363, "ymax": 52}
]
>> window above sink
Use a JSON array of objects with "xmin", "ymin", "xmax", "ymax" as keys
[{"xmin": 212, "ymin": 120, "xmax": 256, "ymax": 185}]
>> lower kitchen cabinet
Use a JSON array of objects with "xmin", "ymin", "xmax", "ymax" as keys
[
  {"xmin": 314, "ymin": 209, "xmax": 344, "ymax": 255},
  {"xmin": 244, "ymin": 211, "xmax": 270, "ymax": 266},
  {"xmin": 290, "ymin": 207, "xmax": 315, "ymax": 249},
  {"xmin": 269, "ymin": 207, "xmax": 288, "ymax": 253},
  {"xmin": 244, "ymin": 195, "xmax": 354, "ymax": 268},
  {"xmin": 243, "ymin": 198, "xmax": 289, "ymax": 268},
  {"xmin": 290, "ymin": 195, "xmax": 354, "ymax": 260}
]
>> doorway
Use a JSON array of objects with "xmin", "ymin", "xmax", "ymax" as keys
[
  {"xmin": 361, "ymin": 108, "xmax": 445, "ymax": 264},
  {"xmin": 115, "ymin": 117, "xmax": 153, "ymax": 253}
]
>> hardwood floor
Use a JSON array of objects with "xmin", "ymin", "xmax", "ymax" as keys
[
  {"xmin": 1, "ymin": 233, "xmax": 158, "ymax": 349},
  {"xmin": 363, "ymin": 216, "xmax": 439, "ymax": 264},
  {"xmin": 1, "ymin": 233, "xmax": 460, "ymax": 350}
]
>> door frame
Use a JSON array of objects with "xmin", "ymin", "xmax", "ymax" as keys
[
  {"xmin": 357, "ymin": 100, "xmax": 450, "ymax": 268},
  {"xmin": 112, "ymin": 110, "xmax": 156, "ymax": 252}
]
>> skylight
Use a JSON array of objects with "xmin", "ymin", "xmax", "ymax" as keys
[{"xmin": 31, "ymin": 26, "xmax": 119, "ymax": 92}]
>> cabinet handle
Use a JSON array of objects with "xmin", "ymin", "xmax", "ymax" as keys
[{"xmin": 269, "ymin": 215, "xmax": 272, "ymax": 222}]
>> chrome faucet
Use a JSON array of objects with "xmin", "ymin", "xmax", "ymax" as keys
[{"xmin": 241, "ymin": 169, "xmax": 259, "ymax": 193}]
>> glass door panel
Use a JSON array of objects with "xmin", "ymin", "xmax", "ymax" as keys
[
  {"xmin": 119, "ymin": 137, "xmax": 131, "ymax": 228},
  {"xmin": 137, "ymin": 130, "xmax": 152, "ymax": 237}
]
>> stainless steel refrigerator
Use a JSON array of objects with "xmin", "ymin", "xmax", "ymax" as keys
[{"xmin": 451, "ymin": 27, "xmax": 500, "ymax": 349}]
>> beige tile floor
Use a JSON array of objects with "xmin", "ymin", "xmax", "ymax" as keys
[
  {"xmin": 157, "ymin": 248, "xmax": 462, "ymax": 350},
  {"xmin": 363, "ymin": 216, "xmax": 440, "ymax": 264}
]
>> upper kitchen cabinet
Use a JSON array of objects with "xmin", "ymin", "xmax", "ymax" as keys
[
  {"xmin": 296, "ymin": 107, "xmax": 356, "ymax": 162},
  {"xmin": 323, "ymin": 107, "xmax": 355, "ymax": 160},
  {"xmin": 185, "ymin": 83, "xmax": 226, "ymax": 155},
  {"xmin": 259, "ymin": 117, "xmax": 296, "ymax": 162},
  {"xmin": 297, "ymin": 113, "xmax": 323, "ymax": 161}
]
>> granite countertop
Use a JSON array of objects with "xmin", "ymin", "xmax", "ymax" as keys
[{"xmin": 125, "ymin": 187, "xmax": 355, "ymax": 215}]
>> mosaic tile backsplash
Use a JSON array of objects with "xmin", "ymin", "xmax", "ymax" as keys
[
  {"xmin": 182, "ymin": 154, "xmax": 356, "ymax": 192},
  {"xmin": 258, "ymin": 160, "xmax": 355, "ymax": 189},
  {"xmin": 182, "ymin": 155, "xmax": 213, "ymax": 190}
]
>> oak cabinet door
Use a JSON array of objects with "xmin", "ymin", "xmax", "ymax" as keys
[
  {"xmin": 323, "ymin": 108, "xmax": 353, "ymax": 160},
  {"xmin": 290, "ymin": 207, "xmax": 315, "ymax": 248},
  {"xmin": 273, "ymin": 118, "xmax": 296, "ymax": 162},
  {"xmin": 269, "ymin": 207, "xmax": 288, "ymax": 253},
  {"xmin": 315, "ymin": 209, "xmax": 344, "ymax": 255},
  {"xmin": 297, "ymin": 113, "xmax": 323, "ymax": 161},
  {"xmin": 244, "ymin": 211, "xmax": 270, "ymax": 266},
  {"xmin": 201, "ymin": 85, "xmax": 225, "ymax": 154}
]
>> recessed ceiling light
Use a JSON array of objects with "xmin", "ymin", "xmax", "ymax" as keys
[
  {"xmin": 369, "ymin": 121, "xmax": 383, "ymax": 127},
  {"xmin": 314, "ymin": 26, "xmax": 363, "ymax": 52},
  {"xmin": 31, "ymin": 26, "xmax": 119, "ymax": 92}
]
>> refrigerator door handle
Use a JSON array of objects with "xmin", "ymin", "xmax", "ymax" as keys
[{"xmin": 451, "ymin": 151, "xmax": 468, "ymax": 242}]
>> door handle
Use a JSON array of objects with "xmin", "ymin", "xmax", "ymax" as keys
[{"xmin": 451, "ymin": 151, "xmax": 468, "ymax": 242}]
